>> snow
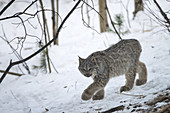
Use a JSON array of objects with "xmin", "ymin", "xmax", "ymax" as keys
[{"xmin": 0, "ymin": 0, "xmax": 170, "ymax": 113}]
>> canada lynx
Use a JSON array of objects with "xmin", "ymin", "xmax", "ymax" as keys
[{"xmin": 78, "ymin": 39, "xmax": 147, "ymax": 100}]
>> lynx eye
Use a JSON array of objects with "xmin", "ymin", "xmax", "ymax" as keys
[
  {"xmin": 81, "ymin": 68, "xmax": 91, "ymax": 72},
  {"xmin": 88, "ymin": 68, "xmax": 92, "ymax": 71},
  {"xmin": 79, "ymin": 68, "xmax": 86, "ymax": 72}
]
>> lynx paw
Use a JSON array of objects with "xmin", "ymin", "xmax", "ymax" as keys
[
  {"xmin": 81, "ymin": 90, "xmax": 92, "ymax": 101},
  {"xmin": 136, "ymin": 79, "xmax": 146, "ymax": 86},
  {"xmin": 92, "ymin": 94, "xmax": 104, "ymax": 100},
  {"xmin": 120, "ymin": 86, "xmax": 131, "ymax": 93}
]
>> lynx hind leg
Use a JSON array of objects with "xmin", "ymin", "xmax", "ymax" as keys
[
  {"xmin": 120, "ymin": 67, "xmax": 136, "ymax": 93},
  {"xmin": 92, "ymin": 89, "xmax": 104, "ymax": 100},
  {"xmin": 136, "ymin": 61, "xmax": 147, "ymax": 86}
]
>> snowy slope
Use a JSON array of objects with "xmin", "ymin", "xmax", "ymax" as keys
[{"xmin": 0, "ymin": 0, "xmax": 170, "ymax": 113}]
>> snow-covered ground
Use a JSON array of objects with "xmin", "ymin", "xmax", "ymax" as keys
[{"xmin": 0, "ymin": 0, "xmax": 170, "ymax": 113}]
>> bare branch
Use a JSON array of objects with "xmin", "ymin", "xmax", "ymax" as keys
[
  {"xmin": 153, "ymin": 0, "xmax": 170, "ymax": 32},
  {"xmin": 23, "ymin": 0, "xmax": 38, "ymax": 13},
  {"xmin": 0, "ymin": 0, "xmax": 82, "ymax": 84},
  {"xmin": 81, "ymin": 0, "xmax": 103, "ymax": 20},
  {"xmin": 80, "ymin": 1, "xmax": 100, "ymax": 34},
  {"xmin": 0, "ymin": 26, "xmax": 31, "ymax": 74},
  {"xmin": 0, "ymin": 0, "xmax": 15, "ymax": 16},
  {"xmin": 85, "ymin": 0, "xmax": 90, "ymax": 25},
  {"xmin": 120, "ymin": 0, "xmax": 131, "ymax": 28},
  {"xmin": 0, "ymin": 0, "xmax": 38, "ymax": 21},
  {"xmin": 105, "ymin": 1, "xmax": 122, "ymax": 40},
  {"xmin": 144, "ymin": 0, "xmax": 170, "ymax": 32},
  {"xmin": 0, "ymin": 69, "xmax": 23, "ymax": 76},
  {"xmin": 101, "ymin": 105, "xmax": 125, "ymax": 113}
]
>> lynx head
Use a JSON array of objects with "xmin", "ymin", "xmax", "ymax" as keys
[{"xmin": 78, "ymin": 56, "xmax": 96, "ymax": 78}]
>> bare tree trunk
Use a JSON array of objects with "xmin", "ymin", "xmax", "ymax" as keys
[
  {"xmin": 99, "ymin": 0, "xmax": 108, "ymax": 33},
  {"xmin": 133, "ymin": 0, "xmax": 143, "ymax": 19},
  {"xmin": 51, "ymin": 0, "xmax": 56, "ymax": 45},
  {"xmin": 55, "ymin": 0, "xmax": 59, "ymax": 45},
  {"xmin": 52, "ymin": 0, "xmax": 59, "ymax": 45},
  {"xmin": 39, "ymin": 0, "xmax": 51, "ymax": 73}
]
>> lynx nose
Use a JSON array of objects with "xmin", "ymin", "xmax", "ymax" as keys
[{"xmin": 85, "ymin": 74, "xmax": 91, "ymax": 77}]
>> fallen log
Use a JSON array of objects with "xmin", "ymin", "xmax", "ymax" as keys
[{"xmin": 101, "ymin": 105, "xmax": 124, "ymax": 113}]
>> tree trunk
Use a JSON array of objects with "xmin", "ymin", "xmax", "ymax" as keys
[
  {"xmin": 133, "ymin": 0, "xmax": 143, "ymax": 19},
  {"xmin": 39, "ymin": 0, "xmax": 51, "ymax": 73},
  {"xmin": 99, "ymin": 0, "xmax": 108, "ymax": 33},
  {"xmin": 53, "ymin": 0, "xmax": 59, "ymax": 45}
]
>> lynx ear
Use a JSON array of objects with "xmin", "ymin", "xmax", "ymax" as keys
[{"xmin": 78, "ymin": 56, "xmax": 84, "ymax": 64}]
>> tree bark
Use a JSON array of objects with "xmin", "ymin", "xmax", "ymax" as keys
[
  {"xmin": 55, "ymin": 0, "xmax": 59, "ymax": 45},
  {"xmin": 39, "ymin": 0, "xmax": 51, "ymax": 73},
  {"xmin": 99, "ymin": 0, "xmax": 108, "ymax": 33},
  {"xmin": 133, "ymin": 0, "xmax": 143, "ymax": 19},
  {"xmin": 53, "ymin": 0, "xmax": 59, "ymax": 45}
]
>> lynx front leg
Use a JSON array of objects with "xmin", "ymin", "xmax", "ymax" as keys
[
  {"xmin": 82, "ymin": 82, "xmax": 102, "ymax": 100},
  {"xmin": 120, "ymin": 67, "xmax": 136, "ymax": 92},
  {"xmin": 136, "ymin": 61, "xmax": 147, "ymax": 86},
  {"xmin": 92, "ymin": 89, "xmax": 104, "ymax": 100},
  {"xmin": 82, "ymin": 79, "xmax": 108, "ymax": 100}
]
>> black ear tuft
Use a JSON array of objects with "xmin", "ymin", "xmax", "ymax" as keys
[{"xmin": 78, "ymin": 56, "xmax": 84, "ymax": 63}]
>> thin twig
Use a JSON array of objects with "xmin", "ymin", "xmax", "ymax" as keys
[
  {"xmin": 115, "ymin": 92, "xmax": 146, "ymax": 98},
  {"xmin": 81, "ymin": 0, "xmax": 103, "ymax": 20},
  {"xmin": 105, "ymin": 1, "xmax": 122, "ymax": 40},
  {"xmin": 49, "ymin": 58, "xmax": 59, "ymax": 73},
  {"xmin": 120, "ymin": 0, "xmax": 131, "ymax": 28},
  {"xmin": 153, "ymin": 0, "xmax": 170, "ymax": 32},
  {"xmin": 144, "ymin": 1, "xmax": 170, "ymax": 32},
  {"xmin": 0, "ymin": 70, "xmax": 23, "ymax": 76},
  {"xmin": 0, "ymin": 0, "xmax": 38, "ymax": 21},
  {"xmin": 0, "ymin": 26, "xmax": 30, "ymax": 74},
  {"xmin": 0, "ymin": 0, "xmax": 82, "ymax": 84},
  {"xmin": 80, "ymin": 1, "xmax": 100, "ymax": 34},
  {"xmin": 86, "ymin": 0, "xmax": 90, "ymax": 25}
]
